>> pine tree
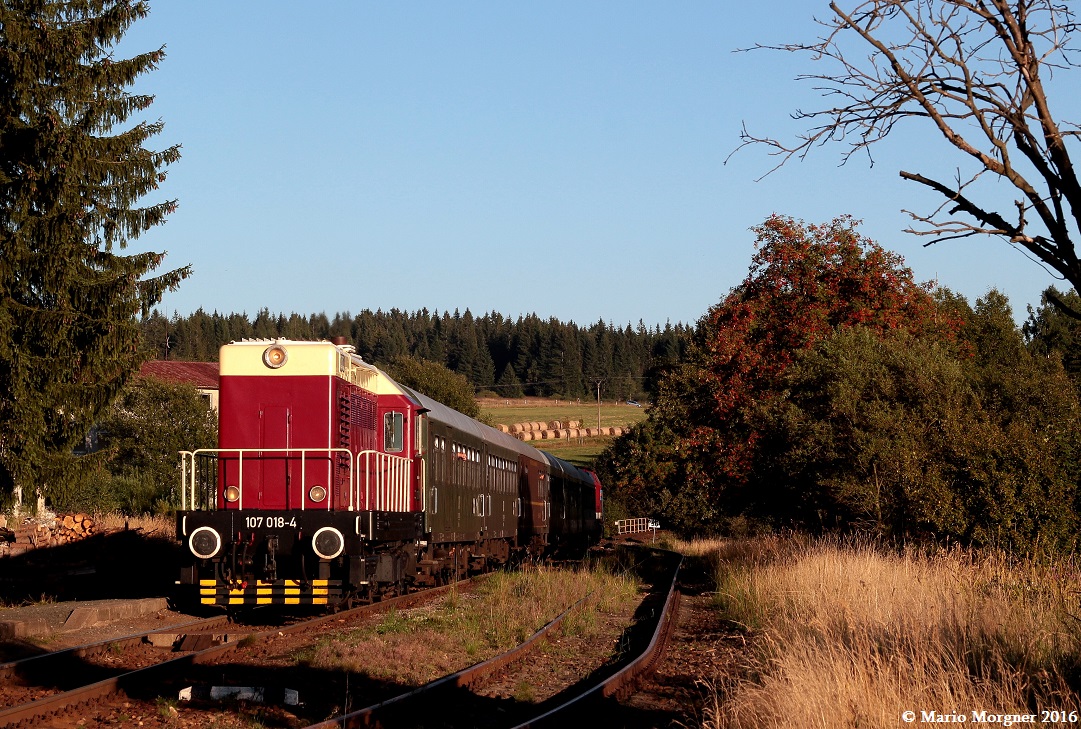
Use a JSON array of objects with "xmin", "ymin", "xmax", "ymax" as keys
[
  {"xmin": 495, "ymin": 363, "xmax": 524, "ymax": 398},
  {"xmin": 0, "ymin": 1, "xmax": 188, "ymax": 510}
]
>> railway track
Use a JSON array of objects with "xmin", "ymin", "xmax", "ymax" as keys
[
  {"xmin": 0, "ymin": 580, "xmax": 473, "ymax": 728},
  {"xmin": 0, "ymin": 547, "xmax": 681, "ymax": 728},
  {"xmin": 0, "ymin": 613, "xmax": 230, "ymax": 710},
  {"xmin": 307, "ymin": 547, "xmax": 683, "ymax": 729}
]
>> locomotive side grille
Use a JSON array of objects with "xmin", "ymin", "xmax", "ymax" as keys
[{"xmin": 351, "ymin": 393, "xmax": 376, "ymax": 429}]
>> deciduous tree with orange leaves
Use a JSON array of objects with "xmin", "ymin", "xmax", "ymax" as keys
[
  {"xmin": 688, "ymin": 215, "xmax": 954, "ymax": 498},
  {"xmin": 600, "ymin": 215, "xmax": 959, "ymax": 533}
]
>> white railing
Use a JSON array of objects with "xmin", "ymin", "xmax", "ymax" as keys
[
  {"xmin": 355, "ymin": 450, "xmax": 412, "ymax": 511},
  {"xmin": 180, "ymin": 448, "xmax": 351, "ymax": 512},
  {"xmin": 614, "ymin": 517, "xmax": 660, "ymax": 535},
  {"xmin": 180, "ymin": 448, "xmax": 412, "ymax": 513}
]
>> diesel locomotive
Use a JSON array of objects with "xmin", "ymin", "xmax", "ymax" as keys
[{"xmin": 175, "ymin": 338, "xmax": 604, "ymax": 607}]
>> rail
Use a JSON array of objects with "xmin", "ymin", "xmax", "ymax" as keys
[
  {"xmin": 508, "ymin": 550, "xmax": 683, "ymax": 727},
  {"xmin": 179, "ymin": 448, "xmax": 412, "ymax": 512}
]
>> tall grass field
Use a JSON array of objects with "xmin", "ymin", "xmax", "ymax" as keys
[{"xmin": 679, "ymin": 536, "xmax": 1081, "ymax": 729}]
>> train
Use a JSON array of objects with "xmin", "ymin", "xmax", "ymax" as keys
[{"xmin": 174, "ymin": 338, "xmax": 604, "ymax": 607}]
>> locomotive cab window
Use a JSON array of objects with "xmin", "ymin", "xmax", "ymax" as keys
[{"xmin": 384, "ymin": 412, "xmax": 404, "ymax": 453}]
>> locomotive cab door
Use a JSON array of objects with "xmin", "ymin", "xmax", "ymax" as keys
[{"xmin": 257, "ymin": 404, "xmax": 291, "ymax": 509}]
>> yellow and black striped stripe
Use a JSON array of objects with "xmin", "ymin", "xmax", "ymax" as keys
[{"xmin": 198, "ymin": 579, "xmax": 339, "ymax": 606}]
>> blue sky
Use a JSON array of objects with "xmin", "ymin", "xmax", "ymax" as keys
[{"xmin": 118, "ymin": 2, "xmax": 1061, "ymax": 327}]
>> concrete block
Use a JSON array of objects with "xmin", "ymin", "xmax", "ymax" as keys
[
  {"xmin": 0, "ymin": 618, "xmax": 48, "ymax": 639},
  {"xmin": 145, "ymin": 633, "xmax": 182, "ymax": 648},
  {"xmin": 63, "ymin": 597, "xmax": 170, "ymax": 630}
]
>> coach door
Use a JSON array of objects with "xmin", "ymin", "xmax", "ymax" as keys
[
  {"xmin": 427, "ymin": 428, "xmax": 450, "ymax": 541},
  {"xmin": 518, "ymin": 456, "xmax": 549, "ymax": 536},
  {"xmin": 415, "ymin": 413, "xmax": 428, "ymax": 515},
  {"xmin": 258, "ymin": 404, "xmax": 290, "ymax": 509}
]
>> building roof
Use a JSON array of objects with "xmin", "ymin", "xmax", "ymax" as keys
[{"xmin": 138, "ymin": 361, "xmax": 220, "ymax": 389}]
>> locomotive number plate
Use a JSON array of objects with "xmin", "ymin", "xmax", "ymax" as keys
[{"xmin": 245, "ymin": 516, "xmax": 298, "ymax": 529}]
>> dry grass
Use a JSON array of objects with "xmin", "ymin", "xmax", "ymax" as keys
[
  {"xmin": 294, "ymin": 562, "xmax": 640, "ymax": 686},
  {"xmin": 682, "ymin": 535, "xmax": 1081, "ymax": 729},
  {"xmin": 92, "ymin": 511, "xmax": 174, "ymax": 535}
]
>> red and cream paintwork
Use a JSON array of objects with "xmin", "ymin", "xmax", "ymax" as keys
[
  {"xmin": 214, "ymin": 340, "xmax": 420, "ymax": 515},
  {"xmin": 176, "ymin": 338, "xmax": 604, "ymax": 607},
  {"xmin": 176, "ymin": 339, "xmax": 428, "ymax": 606}
]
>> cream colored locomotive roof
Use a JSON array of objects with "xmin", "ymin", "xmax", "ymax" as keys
[{"xmin": 220, "ymin": 339, "xmax": 409, "ymax": 395}]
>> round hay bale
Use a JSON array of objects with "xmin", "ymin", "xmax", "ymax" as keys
[
  {"xmin": 612, "ymin": 426, "xmax": 624, "ymax": 436},
  {"xmin": 556, "ymin": 429, "xmax": 568, "ymax": 439},
  {"xmin": 542, "ymin": 429, "xmax": 557, "ymax": 440},
  {"xmin": 509, "ymin": 423, "xmax": 522, "ymax": 434},
  {"xmin": 568, "ymin": 428, "xmax": 580, "ymax": 438},
  {"xmin": 496, "ymin": 424, "xmax": 509, "ymax": 433},
  {"xmin": 520, "ymin": 431, "xmax": 534, "ymax": 441},
  {"xmin": 548, "ymin": 420, "xmax": 562, "ymax": 430},
  {"xmin": 567, "ymin": 420, "xmax": 581, "ymax": 429}
]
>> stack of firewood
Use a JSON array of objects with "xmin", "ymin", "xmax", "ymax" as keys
[
  {"xmin": 55, "ymin": 513, "xmax": 96, "ymax": 542},
  {"xmin": 0, "ymin": 512, "xmax": 97, "ymax": 557}
]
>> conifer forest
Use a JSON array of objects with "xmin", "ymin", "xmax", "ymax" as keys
[{"xmin": 140, "ymin": 307, "xmax": 692, "ymax": 402}]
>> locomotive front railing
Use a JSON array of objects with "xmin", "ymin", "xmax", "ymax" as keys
[
  {"xmin": 179, "ymin": 447, "xmax": 413, "ymax": 513},
  {"xmin": 180, "ymin": 448, "xmax": 352, "ymax": 512}
]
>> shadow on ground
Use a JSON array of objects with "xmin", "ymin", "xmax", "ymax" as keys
[{"xmin": 0, "ymin": 528, "xmax": 181, "ymax": 605}]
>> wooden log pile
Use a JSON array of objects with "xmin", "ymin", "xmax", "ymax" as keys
[
  {"xmin": 57, "ymin": 513, "xmax": 97, "ymax": 542},
  {"xmin": 0, "ymin": 513, "xmax": 97, "ymax": 558}
]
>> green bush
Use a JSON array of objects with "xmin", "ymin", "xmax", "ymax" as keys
[
  {"xmin": 62, "ymin": 378, "xmax": 217, "ymax": 516},
  {"xmin": 381, "ymin": 355, "xmax": 480, "ymax": 418}
]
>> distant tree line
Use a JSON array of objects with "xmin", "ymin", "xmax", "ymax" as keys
[{"xmin": 139, "ymin": 308, "xmax": 692, "ymax": 402}]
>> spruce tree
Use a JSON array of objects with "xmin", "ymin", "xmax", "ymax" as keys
[{"xmin": 0, "ymin": 1, "xmax": 189, "ymax": 510}]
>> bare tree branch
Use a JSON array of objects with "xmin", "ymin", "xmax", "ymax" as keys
[{"xmin": 736, "ymin": 0, "xmax": 1081, "ymax": 309}]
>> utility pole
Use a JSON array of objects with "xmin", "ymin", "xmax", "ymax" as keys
[{"xmin": 595, "ymin": 379, "xmax": 603, "ymax": 429}]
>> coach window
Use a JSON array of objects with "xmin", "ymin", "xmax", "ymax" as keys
[{"xmin": 384, "ymin": 412, "xmax": 404, "ymax": 453}]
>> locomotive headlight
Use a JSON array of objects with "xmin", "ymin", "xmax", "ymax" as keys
[
  {"xmin": 189, "ymin": 526, "xmax": 222, "ymax": 559},
  {"xmin": 262, "ymin": 344, "xmax": 288, "ymax": 369},
  {"xmin": 311, "ymin": 526, "xmax": 344, "ymax": 560},
  {"xmin": 308, "ymin": 484, "xmax": 327, "ymax": 503},
  {"xmin": 223, "ymin": 485, "xmax": 241, "ymax": 503}
]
